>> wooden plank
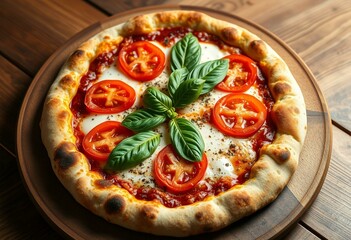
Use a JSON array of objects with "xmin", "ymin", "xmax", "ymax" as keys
[
  {"xmin": 282, "ymin": 224, "xmax": 320, "ymax": 240},
  {"xmin": 300, "ymin": 126, "xmax": 351, "ymax": 240},
  {"xmin": 0, "ymin": 0, "xmax": 107, "ymax": 76},
  {"xmin": 0, "ymin": 55, "xmax": 31, "ymax": 153},
  {"xmin": 88, "ymin": 0, "xmax": 180, "ymax": 15},
  {"xmin": 0, "ymin": 146, "xmax": 61, "ymax": 239}
]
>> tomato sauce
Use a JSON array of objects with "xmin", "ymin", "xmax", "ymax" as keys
[{"xmin": 70, "ymin": 27, "xmax": 276, "ymax": 208}]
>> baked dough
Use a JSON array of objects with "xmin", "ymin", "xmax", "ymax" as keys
[{"xmin": 40, "ymin": 11, "xmax": 306, "ymax": 236}]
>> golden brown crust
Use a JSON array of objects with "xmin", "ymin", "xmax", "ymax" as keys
[{"xmin": 40, "ymin": 10, "xmax": 307, "ymax": 236}]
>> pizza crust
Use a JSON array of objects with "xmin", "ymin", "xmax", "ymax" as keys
[{"xmin": 40, "ymin": 10, "xmax": 307, "ymax": 236}]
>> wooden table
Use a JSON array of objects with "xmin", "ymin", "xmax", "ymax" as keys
[{"xmin": 0, "ymin": 0, "xmax": 350, "ymax": 239}]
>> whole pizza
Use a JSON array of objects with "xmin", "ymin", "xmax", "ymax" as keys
[{"xmin": 40, "ymin": 11, "xmax": 307, "ymax": 237}]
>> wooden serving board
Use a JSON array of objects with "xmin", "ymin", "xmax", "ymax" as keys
[{"xmin": 16, "ymin": 5, "xmax": 332, "ymax": 240}]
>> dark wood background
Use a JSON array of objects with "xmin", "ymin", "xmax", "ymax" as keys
[{"xmin": 0, "ymin": 0, "xmax": 350, "ymax": 239}]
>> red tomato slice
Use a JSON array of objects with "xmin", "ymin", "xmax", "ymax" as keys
[
  {"xmin": 82, "ymin": 121, "xmax": 133, "ymax": 162},
  {"xmin": 154, "ymin": 145, "xmax": 208, "ymax": 193},
  {"xmin": 118, "ymin": 41, "xmax": 166, "ymax": 81},
  {"xmin": 84, "ymin": 80, "xmax": 135, "ymax": 114},
  {"xmin": 216, "ymin": 54, "xmax": 257, "ymax": 92},
  {"xmin": 212, "ymin": 94, "xmax": 267, "ymax": 138}
]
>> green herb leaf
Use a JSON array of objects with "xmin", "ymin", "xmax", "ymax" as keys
[
  {"xmin": 170, "ymin": 33, "xmax": 201, "ymax": 72},
  {"xmin": 143, "ymin": 87, "xmax": 173, "ymax": 113},
  {"xmin": 168, "ymin": 67, "xmax": 188, "ymax": 98},
  {"xmin": 122, "ymin": 109, "xmax": 167, "ymax": 132},
  {"xmin": 169, "ymin": 118, "xmax": 204, "ymax": 162},
  {"xmin": 172, "ymin": 78, "xmax": 205, "ymax": 108},
  {"xmin": 105, "ymin": 131, "xmax": 160, "ymax": 171},
  {"xmin": 188, "ymin": 59, "xmax": 229, "ymax": 94}
]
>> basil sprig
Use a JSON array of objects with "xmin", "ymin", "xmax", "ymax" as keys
[
  {"xmin": 143, "ymin": 87, "xmax": 173, "ymax": 114},
  {"xmin": 122, "ymin": 109, "xmax": 167, "ymax": 132},
  {"xmin": 169, "ymin": 118, "xmax": 204, "ymax": 161},
  {"xmin": 106, "ymin": 33, "xmax": 229, "ymax": 171},
  {"xmin": 172, "ymin": 78, "xmax": 205, "ymax": 108},
  {"xmin": 168, "ymin": 67, "xmax": 188, "ymax": 98},
  {"xmin": 171, "ymin": 33, "xmax": 201, "ymax": 72},
  {"xmin": 105, "ymin": 131, "xmax": 160, "ymax": 171},
  {"xmin": 188, "ymin": 59, "xmax": 229, "ymax": 94}
]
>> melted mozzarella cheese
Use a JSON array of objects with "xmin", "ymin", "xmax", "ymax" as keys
[{"xmin": 80, "ymin": 41, "xmax": 257, "ymax": 188}]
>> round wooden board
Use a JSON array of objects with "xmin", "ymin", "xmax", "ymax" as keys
[{"xmin": 17, "ymin": 5, "xmax": 332, "ymax": 240}]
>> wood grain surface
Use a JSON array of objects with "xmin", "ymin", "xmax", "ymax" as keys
[{"xmin": 0, "ymin": 0, "xmax": 350, "ymax": 239}]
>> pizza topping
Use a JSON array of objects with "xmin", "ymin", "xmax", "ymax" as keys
[
  {"xmin": 170, "ymin": 33, "xmax": 201, "ymax": 72},
  {"xmin": 216, "ymin": 54, "xmax": 257, "ymax": 93},
  {"xmin": 154, "ymin": 145, "xmax": 208, "ymax": 193},
  {"xmin": 169, "ymin": 118, "xmax": 205, "ymax": 162},
  {"xmin": 142, "ymin": 87, "xmax": 176, "ymax": 118},
  {"xmin": 172, "ymin": 78, "xmax": 205, "ymax": 108},
  {"xmin": 122, "ymin": 109, "xmax": 167, "ymax": 132},
  {"xmin": 82, "ymin": 121, "xmax": 133, "ymax": 163},
  {"xmin": 84, "ymin": 80, "xmax": 136, "ymax": 114},
  {"xmin": 118, "ymin": 41, "xmax": 165, "ymax": 81},
  {"xmin": 212, "ymin": 93, "xmax": 267, "ymax": 138},
  {"xmin": 168, "ymin": 68, "xmax": 188, "ymax": 97},
  {"xmin": 105, "ymin": 131, "xmax": 160, "ymax": 171},
  {"xmin": 187, "ymin": 59, "xmax": 229, "ymax": 94}
]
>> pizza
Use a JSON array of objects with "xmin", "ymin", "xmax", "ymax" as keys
[{"xmin": 40, "ymin": 11, "xmax": 307, "ymax": 237}]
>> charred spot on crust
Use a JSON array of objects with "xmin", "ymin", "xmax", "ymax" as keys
[
  {"xmin": 186, "ymin": 12, "xmax": 203, "ymax": 25},
  {"xmin": 104, "ymin": 196, "xmax": 125, "ymax": 215},
  {"xmin": 141, "ymin": 205, "xmax": 158, "ymax": 220},
  {"xmin": 234, "ymin": 192, "xmax": 251, "ymax": 207},
  {"xmin": 293, "ymin": 107, "xmax": 300, "ymax": 114},
  {"xmin": 273, "ymin": 148, "xmax": 291, "ymax": 162},
  {"xmin": 95, "ymin": 179, "xmax": 113, "ymax": 188},
  {"xmin": 67, "ymin": 49, "xmax": 85, "ymax": 69},
  {"xmin": 195, "ymin": 209, "xmax": 216, "ymax": 232},
  {"xmin": 71, "ymin": 49, "xmax": 84, "ymax": 59},
  {"xmin": 260, "ymin": 145, "xmax": 291, "ymax": 164},
  {"xmin": 47, "ymin": 97, "xmax": 61, "ymax": 109},
  {"xmin": 57, "ymin": 110, "xmax": 69, "ymax": 122},
  {"xmin": 221, "ymin": 27, "xmax": 239, "ymax": 44},
  {"xmin": 59, "ymin": 75, "xmax": 74, "ymax": 90},
  {"xmin": 249, "ymin": 40, "xmax": 267, "ymax": 59},
  {"xmin": 54, "ymin": 142, "xmax": 78, "ymax": 169},
  {"xmin": 195, "ymin": 211, "xmax": 204, "ymax": 221},
  {"xmin": 273, "ymin": 82, "xmax": 292, "ymax": 98}
]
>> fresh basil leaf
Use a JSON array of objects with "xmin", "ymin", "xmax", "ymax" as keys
[
  {"xmin": 188, "ymin": 59, "xmax": 229, "ymax": 94},
  {"xmin": 122, "ymin": 109, "xmax": 167, "ymax": 132},
  {"xmin": 105, "ymin": 131, "xmax": 160, "ymax": 171},
  {"xmin": 143, "ymin": 87, "xmax": 173, "ymax": 113},
  {"xmin": 172, "ymin": 78, "xmax": 205, "ymax": 108},
  {"xmin": 168, "ymin": 67, "xmax": 188, "ymax": 98},
  {"xmin": 169, "ymin": 118, "xmax": 204, "ymax": 162},
  {"xmin": 170, "ymin": 33, "xmax": 201, "ymax": 72}
]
